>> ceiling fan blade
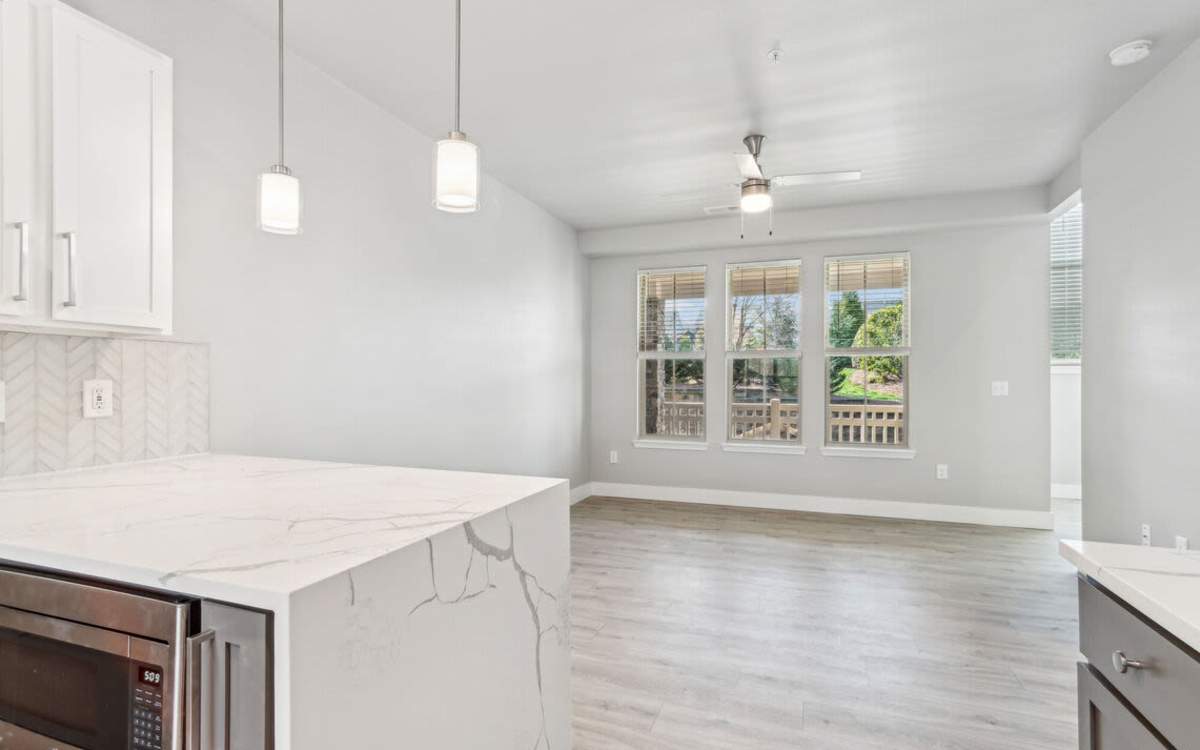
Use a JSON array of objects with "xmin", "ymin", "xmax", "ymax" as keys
[
  {"xmin": 735, "ymin": 153, "xmax": 764, "ymax": 180},
  {"xmin": 771, "ymin": 171, "xmax": 862, "ymax": 187},
  {"xmin": 703, "ymin": 204, "xmax": 741, "ymax": 216}
]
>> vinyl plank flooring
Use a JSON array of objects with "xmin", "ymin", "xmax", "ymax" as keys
[{"xmin": 570, "ymin": 497, "xmax": 1080, "ymax": 749}]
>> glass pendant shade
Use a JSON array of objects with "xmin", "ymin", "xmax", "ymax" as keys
[
  {"xmin": 434, "ymin": 133, "xmax": 480, "ymax": 213},
  {"xmin": 258, "ymin": 167, "xmax": 302, "ymax": 234}
]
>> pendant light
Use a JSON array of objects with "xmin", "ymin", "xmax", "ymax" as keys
[
  {"xmin": 258, "ymin": 0, "xmax": 301, "ymax": 234},
  {"xmin": 433, "ymin": 0, "xmax": 480, "ymax": 213}
]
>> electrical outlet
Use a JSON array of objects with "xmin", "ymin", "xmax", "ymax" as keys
[
  {"xmin": 991, "ymin": 381, "xmax": 1010, "ymax": 397},
  {"xmin": 935, "ymin": 464, "xmax": 949, "ymax": 480},
  {"xmin": 82, "ymin": 379, "xmax": 113, "ymax": 418},
  {"xmin": 1176, "ymin": 536, "xmax": 1189, "ymax": 553},
  {"xmin": 609, "ymin": 450, "xmax": 619, "ymax": 464},
  {"xmin": 1141, "ymin": 524, "xmax": 1152, "ymax": 546}
]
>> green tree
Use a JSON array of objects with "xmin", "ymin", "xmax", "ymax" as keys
[
  {"xmin": 827, "ymin": 291, "xmax": 865, "ymax": 393},
  {"xmin": 766, "ymin": 296, "xmax": 798, "ymax": 349},
  {"xmin": 854, "ymin": 303, "xmax": 904, "ymax": 381}
]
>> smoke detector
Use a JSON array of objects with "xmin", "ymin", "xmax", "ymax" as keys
[{"xmin": 1109, "ymin": 39, "xmax": 1153, "ymax": 67}]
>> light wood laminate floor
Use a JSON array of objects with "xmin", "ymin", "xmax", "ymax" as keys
[{"xmin": 570, "ymin": 498, "xmax": 1080, "ymax": 749}]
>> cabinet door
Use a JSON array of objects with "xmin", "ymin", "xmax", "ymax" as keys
[
  {"xmin": 50, "ymin": 2, "xmax": 172, "ymax": 331},
  {"xmin": 0, "ymin": 0, "xmax": 35, "ymax": 316},
  {"xmin": 1078, "ymin": 663, "xmax": 1169, "ymax": 750}
]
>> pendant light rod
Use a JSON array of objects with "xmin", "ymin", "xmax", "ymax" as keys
[
  {"xmin": 452, "ymin": 0, "xmax": 462, "ymax": 133},
  {"xmin": 277, "ymin": 0, "xmax": 286, "ymax": 165}
]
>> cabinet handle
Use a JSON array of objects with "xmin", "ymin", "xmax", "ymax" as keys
[
  {"xmin": 61, "ymin": 231, "xmax": 78, "ymax": 307},
  {"xmin": 1112, "ymin": 650, "xmax": 1147, "ymax": 674},
  {"xmin": 11, "ymin": 221, "xmax": 29, "ymax": 301},
  {"xmin": 187, "ymin": 629, "xmax": 215, "ymax": 750}
]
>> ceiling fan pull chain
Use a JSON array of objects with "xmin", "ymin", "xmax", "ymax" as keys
[
  {"xmin": 769, "ymin": 204, "xmax": 774, "ymax": 237},
  {"xmin": 740, "ymin": 209, "xmax": 745, "ymax": 240}
]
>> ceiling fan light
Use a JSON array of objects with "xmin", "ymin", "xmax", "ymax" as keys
[
  {"xmin": 740, "ymin": 181, "xmax": 772, "ymax": 214},
  {"xmin": 434, "ymin": 132, "xmax": 480, "ymax": 213}
]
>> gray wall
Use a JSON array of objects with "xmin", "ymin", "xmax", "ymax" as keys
[
  {"xmin": 63, "ymin": 0, "xmax": 590, "ymax": 487},
  {"xmin": 589, "ymin": 223, "xmax": 1050, "ymax": 512},
  {"xmin": 1081, "ymin": 38, "xmax": 1200, "ymax": 544}
]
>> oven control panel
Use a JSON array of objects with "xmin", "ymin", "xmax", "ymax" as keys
[{"xmin": 131, "ymin": 665, "xmax": 164, "ymax": 750}]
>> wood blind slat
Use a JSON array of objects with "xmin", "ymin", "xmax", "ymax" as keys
[{"xmin": 639, "ymin": 269, "xmax": 706, "ymax": 352}]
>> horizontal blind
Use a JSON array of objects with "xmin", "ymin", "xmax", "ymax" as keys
[
  {"xmin": 638, "ymin": 268, "xmax": 706, "ymax": 352},
  {"xmin": 824, "ymin": 254, "xmax": 909, "ymax": 348},
  {"xmin": 825, "ymin": 255, "xmax": 908, "ymax": 293},
  {"xmin": 1050, "ymin": 204, "xmax": 1083, "ymax": 360},
  {"xmin": 728, "ymin": 261, "xmax": 801, "ymax": 350}
]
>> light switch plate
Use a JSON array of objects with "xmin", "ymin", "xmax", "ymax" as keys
[
  {"xmin": 936, "ymin": 464, "xmax": 949, "ymax": 480},
  {"xmin": 82, "ymin": 379, "xmax": 113, "ymax": 418},
  {"xmin": 991, "ymin": 381, "xmax": 1010, "ymax": 397}
]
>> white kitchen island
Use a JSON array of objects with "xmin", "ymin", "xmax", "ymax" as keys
[{"xmin": 0, "ymin": 454, "xmax": 572, "ymax": 750}]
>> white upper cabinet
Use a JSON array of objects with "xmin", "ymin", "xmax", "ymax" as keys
[
  {"xmin": 49, "ymin": 2, "xmax": 173, "ymax": 331},
  {"xmin": 0, "ymin": 0, "xmax": 35, "ymax": 317}
]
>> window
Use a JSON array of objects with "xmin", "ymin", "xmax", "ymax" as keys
[
  {"xmin": 727, "ymin": 261, "xmax": 801, "ymax": 443},
  {"xmin": 637, "ymin": 267, "xmax": 706, "ymax": 441},
  {"xmin": 1050, "ymin": 203, "xmax": 1083, "ymax": 362},
  {"xmin": 824, "ymin": 254, "xmax": 910, "ymax": 448}
]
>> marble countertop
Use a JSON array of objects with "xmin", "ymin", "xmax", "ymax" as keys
[
  {"xmin": 1060, "ymin": 539, "xmax": 1200, "ymax": 652},
  {"xmin": 0, "ymin": 454, "xmax": 565, "ymax": 608}
]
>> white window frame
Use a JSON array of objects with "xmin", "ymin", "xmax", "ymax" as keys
[
  {"xmin": 821, "ymin": 251, "xmax": 914, "ymax": 458},
  {"xmin": 634, "ymin": 265, "xmax": 708, "ymax": 449},
  {"xmin": 723, "ymin": 259, "xmax": 804, "ymax": 454},
  {"xmin": 1049, "ymin": 197, "xmax": 1083, "ymax": 364}
]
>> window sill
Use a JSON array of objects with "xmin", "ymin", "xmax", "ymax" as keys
[
  {"xmin": 820, "ymin": 446, "xmax": 916, "ymax": 460},
  {"xmin": 721, "ymin": 442, "xmax": 806, "ymax": 456},
  {"xmin": 632, "ymin": 439, "xmax": 709, "ymax": 452}
]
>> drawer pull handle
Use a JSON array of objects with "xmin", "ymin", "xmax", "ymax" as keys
[{"xmin": 1112, "ymin": 650, "xmax": 1147, "ymax": 674}]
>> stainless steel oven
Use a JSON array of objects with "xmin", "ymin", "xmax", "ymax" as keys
[{"xmin": 0, "ymin": 564, "xmax": 272, "ymax": 750}]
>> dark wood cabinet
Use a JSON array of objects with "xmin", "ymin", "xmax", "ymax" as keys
[
  {"xmin": 1077, "ymin": 575, "xmax": 1200, "ymax": 750},
  {"xmin": 1077, "ymin": 663, "xmax": 1169, "ymax": 749}
]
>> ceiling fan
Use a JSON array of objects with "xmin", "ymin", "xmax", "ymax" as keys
[{"xmin": 719, "ymin": 134, "xmax": 862, "ymax": 216}]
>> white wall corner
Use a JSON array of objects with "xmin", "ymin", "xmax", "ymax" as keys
[
  {"xmin": 1051, "ymin": 483, "xmax": 1082, "ymax": 500},
  {"xmin": 1048, "ymin": 156, "xmax": 1082, "ymax": 214},
  {"xmin": 570, "ymin": 482, "xmax": 594, "ymax": 505},
  {"xmin": 587, "ymin": 482, "xmax": 1054, "ymax": 530}
]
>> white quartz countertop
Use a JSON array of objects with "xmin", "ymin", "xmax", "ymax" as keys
[
  {"xmin": 1060, "ymin": 539, "xmax": 1200, "ymax": 653},
  {"xmin": 0, "ymin": 454, "xmax": 565, "ymax": 608}
]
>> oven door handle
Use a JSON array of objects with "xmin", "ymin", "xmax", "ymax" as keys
[{"xmin": 186, "ymin": 629, "xmax": 215, "ymax": 750}]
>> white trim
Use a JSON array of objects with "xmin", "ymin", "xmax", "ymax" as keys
[
  {"xmin": 570, "ymin": 483, "xmax": 594, "ymax": 504},
  {"xmin": 821, "ymin": 446, "xmax": 915, "ymax": 460},
  {"xmin": 1050, "ymin": 362, "xmax": 1081, "ymax": 374},
  {"xmin": 721, "ymin": 442, "xmax": 806, "ymax": 455},
  {"xmin": 632, "ymin": 439, "xmax": 709, "ymax": 451},
  {"xmin": 1051, "ymin": 483, "xmax": 1082, "ymax": 500},
  {"xmin": 588, "ymin": 482, "xmax": 1053, "ymax": 529}
]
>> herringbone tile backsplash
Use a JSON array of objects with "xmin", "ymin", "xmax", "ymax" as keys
[{"xmin": 0, "ymin": 332, "xmax": 209, "ymax": 477}]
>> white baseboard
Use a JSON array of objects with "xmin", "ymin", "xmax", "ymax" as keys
[
  {"xmin": 1051, "ymin": 483, "xmax": 1082, "ymax": 500},
  {"xmin": 570, "ymin": 482, "xmax": 594, "ymax": 505},
  {"xmin": 579, "ymin": 481, "xmax": 1053, "ymax": 530}
]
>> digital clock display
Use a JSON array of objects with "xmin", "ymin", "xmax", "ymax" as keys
[{"xmin": 138, "ymin": 666, "xmax": 163, "ymax": 687}]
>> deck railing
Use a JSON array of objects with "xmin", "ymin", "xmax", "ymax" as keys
[
  {"xmin": 730, "ymin": 400, "xmax": 800, "ymax": 441},
  {"xmin": 653, "ymin": 400, "xmax": 905, "ymax": 445},
  {"xmin": 827, "ymin": 402, "xmax": 905, "ymax": 445}
]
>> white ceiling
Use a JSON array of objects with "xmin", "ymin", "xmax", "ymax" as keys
[{"xmin": 224, "ymin": 0, "xmax": 1200, "ymax": 229}]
